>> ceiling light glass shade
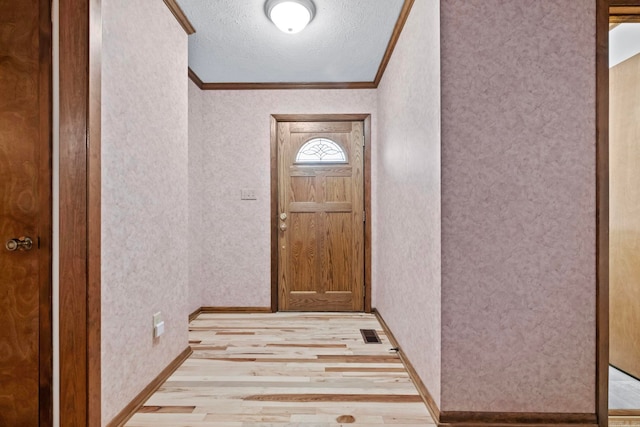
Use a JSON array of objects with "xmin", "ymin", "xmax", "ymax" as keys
[{"xmin": 265, "ymin": 0, "xmax": 316, "ymax": 34}]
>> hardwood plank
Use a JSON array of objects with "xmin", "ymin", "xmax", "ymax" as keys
[
  {"xmin": 316, "ymin": 355, "xmax": 402, "ymax": 363},
  {"xmin": 244, "ymin": 394, "xmax": 423, "ymax": 403},
  {"xmin": 325, "ymin": 367, "xmax": 406, "ymax": 373},
  {"xmin": 267, "ymin": 343, "xmax": 347, "ymax": 348},
  {"xmin": 138, "ymin": 406, "xmax": 195, "ymax": 414},
  {"xmin": 188, "ymin": 346, "xmax": 227, "ymax": 351},
  {"xmin": 215, "ymin": 331, "xmax": 255, "ymax": 335}
]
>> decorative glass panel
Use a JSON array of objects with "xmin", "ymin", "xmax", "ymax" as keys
[{"xmin": 295, "ymin": 138, "xmax": 347, "ymax": 163}]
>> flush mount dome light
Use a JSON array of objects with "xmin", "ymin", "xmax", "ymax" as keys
[{"xmin": 265, "ymin": 0, "xmax": 316, "ymax": 34}]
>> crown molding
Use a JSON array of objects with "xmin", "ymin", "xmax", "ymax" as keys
[
  {"xmin": 194, "ymin": 80, "xmax": 377, "ymax": 90},
  {"xmin": 163, "ymin": 0, "xmax": 196, "ymax": 35},
  {"xmin": 188, "ymin": 67, "xmax": 204, "ymax": 89},
  {"xmin": 373, "ymin": 0, "xmax": 414, "ymax": 86}
]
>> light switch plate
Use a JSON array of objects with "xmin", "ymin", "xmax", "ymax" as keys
[
  {"xmin": 241, "ymin": 189, "xmax": 257, "ymax": 200},
  {"xmin": 153, "ymin": 312, "xmax": 164, "ymax": 338},
  {"xmin": 154, "ymin": 321, "xmax": 165, "ymax": 338}
]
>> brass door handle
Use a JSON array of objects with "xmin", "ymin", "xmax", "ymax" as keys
[
  {"xmin": 5, "ymin": 237, "xmax": 33, "ymax": 251},
  {"xmin": 279, "ymin": 222, "xmax": 287, "ymax": 231}
]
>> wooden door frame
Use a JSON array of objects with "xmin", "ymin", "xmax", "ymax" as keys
[
  {"xmin": 596, "ymin": 2, "xmax": 608, "ymax": 426},
  {"xmin": 599, "ymin": 3, "xmax": 640, "ymax": 426},
  {"xmin": 270, "ymin": 114, "xmax": 372, "ymax": 313},
  {"xmin": 58, "ymin": 0, "xmax": 101, "ymax": 425},
  {"xmin": 37, "ymin": 0, "xmax": 53, "ymax": 424}
]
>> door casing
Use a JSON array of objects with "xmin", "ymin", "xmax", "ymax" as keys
[
  {"xmin": 595, "ymin": 0, "xmax": 608, "ymax": 424},
  {"xmin": 600, "ymin": 1, "xmax": 640, "ymax": 425},
  {"xmin": 58, "ymin": 0, "xmax": 102, "ymax": 425},
  {"xmin": 270, "ymin": 114, "xmax": 372, "ymax": 313}
]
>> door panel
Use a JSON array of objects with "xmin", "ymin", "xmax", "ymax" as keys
[
  {"xmin": 290, "ymin": 212, "xmax": 317, "ymax": 290},
  {"xmin": 0, "ymin": 0, "xmax": 51, "ymax": 425},
  {"xmin": 278, "ymin": 121, "xmax": 364, "ymax": 311},
  {"xmin": 610, "ymin": 52, "xmax": 640, "ymax": 380},
  {"xmin": 323, "ymin": 212, "xmax": 352, "ymax": 292},
  {"xmin": 326, "ymin": 177, "xmax": 351, "ymax": 202},
  {"xmin": 291, "ymin": 177, "xmax": 316, "ymax": 202}
]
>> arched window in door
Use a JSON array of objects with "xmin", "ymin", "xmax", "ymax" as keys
[{"xmin": 295, "ymin": 138, "xmax": 347, "ymax": 163}]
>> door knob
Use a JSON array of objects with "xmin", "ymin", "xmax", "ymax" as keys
[
  {"xmin": 279, "ymin": 222, "xmax": 287, "ymax": 231},
  {"xmin": 5, "ymin": 237, "xmax": 33, "ymax": 251},
  {"xmin": 280, "ymin": 212, "xmax": 287, "ymax": 221}
]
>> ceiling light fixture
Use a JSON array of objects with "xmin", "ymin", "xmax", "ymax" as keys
[{"xmin": 265, "ymin": 0, "xmax": 316, "ymax": 34}]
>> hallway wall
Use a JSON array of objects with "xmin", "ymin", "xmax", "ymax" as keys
[
  {"xmin": 439, "ymin": 0, "xmax": 596, "ymax": 413},
  {"xmin": 101, "ymin": 0, "xmax": 189, "ymax": 424},
  {"xmin": 188, "ymin": 88, "xmax": 377, "ymax": 310},
  {"xmin": 375, "ymin": 0, "xmax": 442, "ymax": 407}
]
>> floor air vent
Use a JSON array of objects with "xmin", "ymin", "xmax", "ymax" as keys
[{"xmin": 360, "ymin": 329, "xmax": 382, "ymax": 344}]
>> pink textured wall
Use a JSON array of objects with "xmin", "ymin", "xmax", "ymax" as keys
[
  {"xmin": 440, "ymin": 0, "xmax": 596, "ymax": 412},
  {"xmin": 189, "ymin": 89, "xmax": 377, "ymax": 308},
  {"xmin": 188, "ymin": 80, "xmax": 205, "ymax": 315},
  {"xmin": 101, "ymin": 0, "xmax": 189, "ymax": 424},
  {"xmin": 375, "ymin": 0, "xmax": 442, "ymax": 407}
]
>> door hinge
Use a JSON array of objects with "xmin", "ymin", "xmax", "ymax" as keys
[{"xmin": 363, "ymin": 211, "xmax": 366, "ymax": 222}]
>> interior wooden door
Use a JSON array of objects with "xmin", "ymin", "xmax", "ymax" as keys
[
  {"xmin": 610, "ymin": 51, "xmax": 640, "ymax": 381},
  {"xmin": 277, "ymin": 121, "xmax": 364, "ymax": 311},
  {"xmin": 0, "ymin": 0, "xmax": 52, "ymax": 425}
]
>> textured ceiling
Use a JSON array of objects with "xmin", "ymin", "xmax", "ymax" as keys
[{"xmin": 177, "ymin": 0, "xmax": 406, "ymax": 84}]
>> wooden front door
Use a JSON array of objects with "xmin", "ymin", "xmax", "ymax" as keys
[
  {"xmin": 0, "ymin": 0, "xmax": 52, "ymax": 425},
  {"xmin": 277, "ymin": 120, "xmax": 364, "ymax": 311}
]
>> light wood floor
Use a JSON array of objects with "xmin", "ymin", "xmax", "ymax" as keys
[
  {"xmin": 125, "ymin": 312, "xmax": 435, "ymax": 426},
  {"xmin": 610, "ymin": 417, "xmax": 640, "ymax": 426}
]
